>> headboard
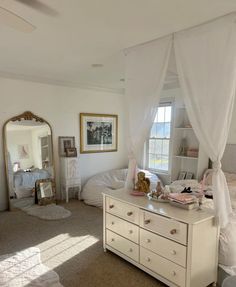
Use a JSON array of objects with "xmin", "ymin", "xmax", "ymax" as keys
[{"xmin": 222, "ymin": 144, "xmax": 236, "ymax": 173}]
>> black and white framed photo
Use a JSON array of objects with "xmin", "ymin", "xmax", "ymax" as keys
[
  {"xmin": 80, "ymin": 113, "xmax": 118, "ymax": 153},
  {"xmin": 58, "ymin": 136, "xmax": 75, "ymax": 157}
]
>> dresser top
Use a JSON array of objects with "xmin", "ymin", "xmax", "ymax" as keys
[{"xmin": 103, "ymin": 189, "xmax": 216, "ymax": 225}]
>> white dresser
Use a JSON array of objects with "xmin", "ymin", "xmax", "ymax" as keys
[
  {"xmin": 60, "ymin": 157, "xmax": 81, "ymax": 202},
  {"xmin": 103, "ymin": 189, "xmax": 219, "ymax": 287}
]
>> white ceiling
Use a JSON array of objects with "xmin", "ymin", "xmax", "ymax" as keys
[{"xmin": 0, "ymin": 0, "xmax": 236, "ymax": 93}]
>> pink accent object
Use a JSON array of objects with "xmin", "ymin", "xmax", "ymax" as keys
[{"xmin": 130, "ymin": 191, "xmax": 146, "ymax": 196}]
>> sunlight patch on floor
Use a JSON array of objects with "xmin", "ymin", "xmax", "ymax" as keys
[{"xmin": 36, "ymin": 233, "xmax": 99, "ymax": 269}]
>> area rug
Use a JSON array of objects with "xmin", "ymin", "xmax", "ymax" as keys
[
  {"xmin": 0, "ymin": 247, "xmax": 63, "ymax": 287},
  {"xmin": 22, "ymin": 204, "xmax": 71, "ymax": 220}
]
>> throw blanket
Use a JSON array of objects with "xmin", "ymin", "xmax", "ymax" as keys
[{"xmin": 0, "ymin": 247, "xmax": 63, "ymax": 287}]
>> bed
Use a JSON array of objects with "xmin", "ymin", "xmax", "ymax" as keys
[
  {"xmin": 204, "ymin": 145, "xmax": 236, "ymax": 285},
  {"xmin": 169, "ymin": 144, "xmax": 236, "ymax": 286},
  {"xmin": 81, "ymin": 168, "xmax": 161, "ymax": 208},
  {"xmin": 13, "ymin": 168, "xmax": 51, "ymax": 199}
]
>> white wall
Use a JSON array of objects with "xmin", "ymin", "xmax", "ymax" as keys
[
  {"xmin": 6, "ymin": 130, "xmax": 34, "ymax": 170},
  {"xmin": 0, "ymin": 77, "xmax": 128, "ymax": 210}
]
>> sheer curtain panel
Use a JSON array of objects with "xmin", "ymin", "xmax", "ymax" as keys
[
  {"xmin": 174, "ymin": 13, "xmax": 236, "ymax": 227},
  {"xmin": 124, "ymin": 36, "xmax": 172, "ymax": 189}
]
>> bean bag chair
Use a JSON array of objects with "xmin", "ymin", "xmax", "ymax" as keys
[{"xmin": 81, "ymin": 168, "xmax": 160, "ymax": 208}]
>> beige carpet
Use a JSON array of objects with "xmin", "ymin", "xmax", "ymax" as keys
[{"xmin": 0, "ymin": 200, "xmax": 165, "ymax": 287}]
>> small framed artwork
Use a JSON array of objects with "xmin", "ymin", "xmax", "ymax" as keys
[
  {"xmin": 66, "ymin": 147, "xmax": 77, "ymax": 157},
  {"xmin": 186, "ymin": 172, "xmax": 194, "ymax": 180},
  {"xmin": 178, "ymin": 171, "xmax": 186, "ymax": 180},
  {"xmin": 58, "ymin": 136, "xmax": 75, "ymax": 157},
  {"xmin": 80, "ymin": 113, "xmax": 118, "ymax": 153}
]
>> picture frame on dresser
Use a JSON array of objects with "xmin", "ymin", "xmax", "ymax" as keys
[
  {"xmin": 80, "ymin": 113, "xmax": 118, "ymax": 153},
  {"xmin": 58, "ymin": 136, "xmax": 75, "ymax": 157},
  {"xmin": 66, "ymin": 147, "xmax": 77, "ymax": 157}
]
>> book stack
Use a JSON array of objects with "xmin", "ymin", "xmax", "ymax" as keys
[{"xmin": 168, "ymin": 193, "xmax": 197, "ymax": 210}]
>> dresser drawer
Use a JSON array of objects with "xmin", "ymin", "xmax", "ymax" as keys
[
  {"xmin": 106, "ymin": 213, "xmax": 139, "ymax": 243},
  {"xmin": 140, "ymin": 210, "xmax": 187, "ymax": 245},
  {"xmin": 106, "ymin": 197, "xmax": 139, "ymax": 224},
  {"xmin": 106, "ymin": 230, "xmax": 139, "ymax": 262},
  {"xmin": 140, "ymin": 228, "xmax": 186, "ymax": 267},
  {"xmin": 140, "ymin": 247, "xmax": 186, "ymax": 287}
]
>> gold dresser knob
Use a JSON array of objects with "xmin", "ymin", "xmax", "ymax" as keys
[
  {"xmin": 170, "ymin": 229, "xmax": 177, "ymax": 235},
  {"xmin": 127, "ymin": 211, "xmax": 133, "ymax": 216},
  {"xmin": 109, "ymin": 204, "xmax": 114, "ymax": 209}
]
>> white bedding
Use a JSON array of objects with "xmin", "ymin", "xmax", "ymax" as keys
[
  {"xmin": 202, "ymin": 171, "xmax": 236, "ymax": 275},
  {"xmin": 14, "ymin": 169, "xmax": 50, "ymax": 188},
  {"xmin": 81, "ymin": 168, "xmax": 160, "ymax": 208},
  {"xmin": 13, "ymin": 169, "xmax": 51, "ymax": 198},
  {"xmin": 166, "ymin": 177, "xmax": 236, "ymax": 274}
]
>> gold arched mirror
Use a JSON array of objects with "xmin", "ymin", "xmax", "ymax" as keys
[{"xmin": 3, "ymin": 111, "xmax": 56, "ymax": 210}]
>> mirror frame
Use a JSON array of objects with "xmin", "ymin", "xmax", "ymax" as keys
[
  {"xmin": 35, "ymin": 178, "xmax": 56, "ymax": 205},
  {"xmin": 3, "ymin": 111, "xmax": 56, "ymax": 210}
]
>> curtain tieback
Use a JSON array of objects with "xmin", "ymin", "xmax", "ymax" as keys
[{"xmin": 213, "ymin": 161, "xmax": 222, "ymax": 171}]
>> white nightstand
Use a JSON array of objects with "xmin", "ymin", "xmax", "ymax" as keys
[{"xmin": 60, "ymin": 157, "xmax": 81, "ymax": 202}]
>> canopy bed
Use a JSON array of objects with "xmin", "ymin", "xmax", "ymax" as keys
[
  {"xmin": 3, "ymin": 111, "xmax": 56, "ymax": 210},
  {"xmin": 118, "ymin": 12, "xmax": 236, "ymax": 287}
]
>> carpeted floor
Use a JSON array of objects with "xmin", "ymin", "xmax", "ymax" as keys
[{"xmin": 0, "ymin": 200, "xmax": 165, "ymax": 287}]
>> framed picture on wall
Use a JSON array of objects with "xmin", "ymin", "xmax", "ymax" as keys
[
  {"xmin": 58, "ymin": 136, "xmax": 75, "ymax": 157},
  {"xmin": 80, "ymin": 113, "xmax": 118, "ymax": 153}
]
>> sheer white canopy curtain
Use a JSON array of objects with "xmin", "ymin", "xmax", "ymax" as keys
[
  {"xmin": 124, "ymin": 12, "xmax": 236, "ymax": 227},
  {"xmin": 124, "ymin": 35, "xmax": 172, "ymax": 189},
  {"xmin": 174, "ymin": 13, "xmax": 236, "ymax": 227}
]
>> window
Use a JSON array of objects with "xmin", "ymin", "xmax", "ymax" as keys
[{"xmin": 147, "ymin": 103, "xmax": 172, "ymax": 172}]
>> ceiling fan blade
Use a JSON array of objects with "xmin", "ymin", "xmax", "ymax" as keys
[
  {"xmin": 15, "ymin": 0, "xmax": 58, "ymax": 16},
  {"xmin": 0, "ymin": 6, "xmax": 35, "ymax": 32}
]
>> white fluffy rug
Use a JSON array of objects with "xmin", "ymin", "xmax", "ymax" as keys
[
  {"xmin": 22, "ymin": 204, "xmax": 71, "ymax": 220},
  {"xmin": 0, "ymin": 247, "xmax": 63, "ymax": 287}
]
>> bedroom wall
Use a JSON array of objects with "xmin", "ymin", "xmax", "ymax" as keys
[
  {"xmin": 0, "ymin": 77, "xmax": 127, "ymax": 211},
  {"xmin": 6, "ymin": 130, "xmax": 35, "ymax": 170}
]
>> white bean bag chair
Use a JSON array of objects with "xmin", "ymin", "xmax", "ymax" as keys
[{"xmin": 81, "ymin": 168, "xmax": 160, "ymax": 208}]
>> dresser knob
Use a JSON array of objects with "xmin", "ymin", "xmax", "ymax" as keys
[
  {"xmin": 129, "ymin": 230, "xmax": 133, "ymax": 234},
  {"xmin": 111, "ymin": 221, "xmax": 115, "ymax": 225},
  {"xmin": 111, "ymin": 238, "xmax": 115, "ymax": 242},
  {"xmin": 170, "ymin": 229, "xmax": 177, "ymax": 235},
  {"xmin": 144, "ymin": 219, "xmax": 151, "ymax": 224},
  {"xmin": 171, "ymin": 250, "xmax": 177, "ymax": 255},
  {"xmin": 127, "ymin": 211, "xmax": 133, "ymax": 216},
  {"xmin": 109, "ymin": 204, "xmax": 114, "ymax": 209},
  {"xmin": 146, "ymin": 257, "xmax": 151, "ymax": 262},
  {"xmin": 145, "ymin": 239, "xmax": 151, "ymax": 243},
  {"xmin": 129, "ymin": 248, "xmax": 133, "ymax": 252},
  {"xmin": 172, "ymin": 271, "xmax": 176, "ymax": 276}
]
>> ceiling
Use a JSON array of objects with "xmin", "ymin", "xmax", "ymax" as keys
[{"xmin": 0, "ymin": 0, "xmax": 236, "ymax": 93}]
